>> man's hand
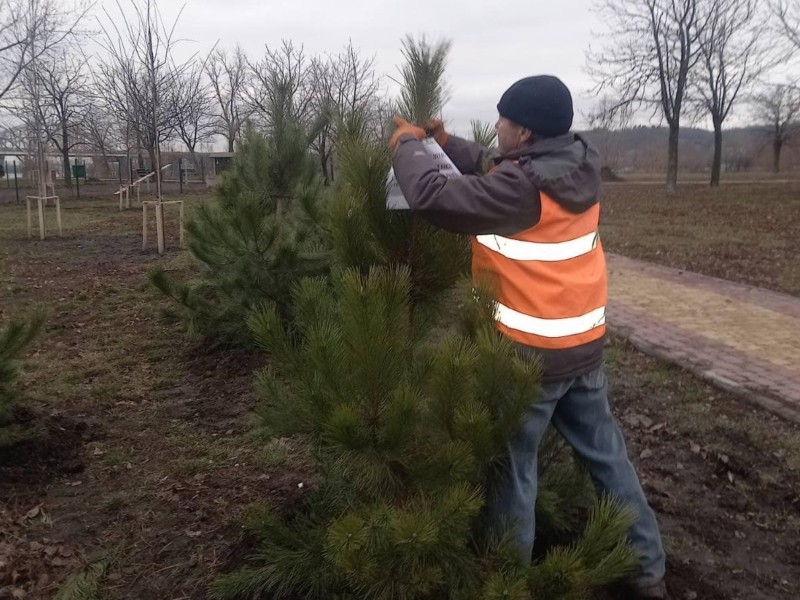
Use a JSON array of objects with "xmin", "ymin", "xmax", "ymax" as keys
[
  {"xmin": 424, "ymin": 119, "xmax": 449, "ymax": 147},
  {"xmin": 390, "ymin": 116, "xmax": 425, "ymax": 150}
]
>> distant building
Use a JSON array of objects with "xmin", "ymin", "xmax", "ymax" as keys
[{"xmin": 206, "ymin": 152, "xmax": 234, "ymax": 187}]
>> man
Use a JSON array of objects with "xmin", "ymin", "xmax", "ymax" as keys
[{"xmin": 389, "ymin": 75, "xmax": 667, "ymax": 600}]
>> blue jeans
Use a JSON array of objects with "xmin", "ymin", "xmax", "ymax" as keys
[{"xmin": 487, "ymin": 365, "xmax": 666, "ymax": 584}]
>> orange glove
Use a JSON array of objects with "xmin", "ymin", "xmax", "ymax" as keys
[
  {"xmin": 424, "ymin": 119, "xmax": 449, "ymax": 147},
  {"xmin": 389, "ymin": 116, "xmax": 425, "ymax": 150}
]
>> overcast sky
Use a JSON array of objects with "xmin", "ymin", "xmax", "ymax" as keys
[{"xmin": 97, "ymin": 0, "xmax": 607, "ymax": 137}]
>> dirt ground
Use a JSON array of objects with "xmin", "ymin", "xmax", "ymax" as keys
[
  {"xmin": 1, "ymin": 196, "xmax": 798, "ymax": 599},
  {"xmin": 600, "ymin": 181, "xmax": 800, "ymax": 297}
]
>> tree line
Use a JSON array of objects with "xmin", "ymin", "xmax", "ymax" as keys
[
  {"xmin": 2, "ymin": 0, "xmax": 800, "ymax": 195},
  {"xmin": 0, "ymin": 0, "xmax": 390, "ymax": 192},
  {"xmin": 589, "ymin": 0, "xmax": 800, "ymax": 191}
]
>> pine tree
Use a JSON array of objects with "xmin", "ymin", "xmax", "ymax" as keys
[
  {"xmin": 150, "ymin": 121, "xmax": 329, "ymax": 345},
  {"xmin": 328, "ymin": 36, "xmax": 469, "ymax": 308},
  {"xmin": 0, "ymin": 310, "xmax": 46, "ymax": 448},
  {"xmin": 329, "ymin": 130, "xmax": 468, "ymax": 308},
  {"xmin": 211, "ymin": 268, "xmax": 636, "ymax": 600},
  {"xmin": 211, "ymin": 35, "xmax": 640, "ymax": 599}
]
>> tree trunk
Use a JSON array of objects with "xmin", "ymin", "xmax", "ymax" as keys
[
  {"xmin": 61, "ymin": 151, "xmax": 72, "ymax": 191},
  {"xmin": 137, "ymin": 133, "xmax": 145, "ymax": 169},
  {"xmin": 710, "ymin": 118, "xmax": 722, "ymax": 187},
  {"xmin": 98, "ymin": 148, "xmax": 110, "ymax": 178},
  {"xmin": 318, "ymin": 136, "xmax": 330, "ymax": 185},
  {"xmin": 61, "ymin": 126, "xmax": 72, "ymax": 190},
  {"xmin": 227, "ymin": 133, "xmax": 235, "ymax": 153},
  {"xmin": 188, "ymin": 148, "xmax": 201, "ymax": 178},
  {"xmin": 320, "ymin": 154, "xmax": 330, "ymax": 186},
  {"xmin": 147, "ymin": 146, "xmax": 156, "ymax": 174},
  {"xmin": 773, "ymin": 138, "xmax": 783, "ymax": 173},
  {"xmin": 665, "ymin": 122, "xmax": 679, "ymax": 196}
]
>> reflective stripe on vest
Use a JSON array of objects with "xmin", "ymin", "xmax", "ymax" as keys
[
  {"xmin": 494, "ymin": 302, "xmax": 606, "ymax": 338},
  {"xmin": 475, "ymin": 230, "xmax": 599, "ymax": 262}
]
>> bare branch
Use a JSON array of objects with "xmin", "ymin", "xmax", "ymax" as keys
[
  {"xmin": 205, "ymin": 45, "xmax": 249, "ymax": 151},
  {"xmin": 587, "ymin": 0, "xmax": 708, "ymax": 194},
  {"xmin": 0, "ymin": 0, "xmax": 92, "ymax": 102}
]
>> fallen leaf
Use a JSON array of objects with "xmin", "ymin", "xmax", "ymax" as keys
[
  {"xmin": 185, "ymin": 530, "xmax": 202, "ymax": 538},
  {"xmin": 690, "ymin": 442, "xmax": 701, "ymax": 454},
  {"xmin": 24, "ymin": 505, "xmax": 42, "ymax": 520},
  {"xmin": 727, "ymin": 471, "xmax": 735, "ymax": 483},
  {"xmin": 640, "ymin": 449, "xmax": 653, "ymax": 459},
  {"xmin": 50, "ymin": 556, "xmax": 75, "ymax": 567}
]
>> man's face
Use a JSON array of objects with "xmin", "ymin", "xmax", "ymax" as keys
[{"xmin": 495, "ymin": 116, "xmax": 532, "ymax": 155}]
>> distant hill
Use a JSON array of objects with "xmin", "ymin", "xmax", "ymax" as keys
[{"xmin": 578, "ymin": 125, "xmax": 800, "ymax": 174}]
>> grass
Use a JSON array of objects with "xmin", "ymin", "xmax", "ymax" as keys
[
  {"xmin": 3, "ymin": 189, "xmax": 799, "ymax": 599},
  {"xmin": 164, "ymin": 420, "xmax": 245, "ymax": 476},
  {"xmin": 609, "ymin": 338, "xmax": 800, "ymax": 473},
  {"xmin": 601, "ymin": 182, "xmax": 800, "ymax": 296},
  {"xmin": 256, "ymin": 437, "xmax": 292, "ymax": 468}
]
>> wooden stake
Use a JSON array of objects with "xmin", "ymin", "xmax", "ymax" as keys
[
  {"xmin": 26, "ymin": 197, "xmax": 32, "ymax": 239},
  {"xmin": 38, "ymin": 197, "xmax": 45, "ymax": 240},
  {"xmin": 56, "ymin": 196, "xmax": 62, "ymax": 236},
  {"xmin": 156, "ymin": 202, "xmax": 165, "ymax": 255},
  {"xmin": 179, "ymin": 201, "xmax": 184, "ymax": 248},
  {"xmin": 142, "ymin": 203, "xmax": 148, "ymax": 249}
]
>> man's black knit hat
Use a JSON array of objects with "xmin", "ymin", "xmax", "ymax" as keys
[{"xmin": 497, "ymin": 75, "xmax": 573, "ymax": 138}]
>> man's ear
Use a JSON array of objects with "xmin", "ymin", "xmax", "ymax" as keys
[{"xmin": 519, "ymin": 127, "xmax": 533, "ymax": 145}]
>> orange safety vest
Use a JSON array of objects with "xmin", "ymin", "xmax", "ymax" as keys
[{"xmin": 471, "ymin": 191, "xmax": 607, "ymax": 350}]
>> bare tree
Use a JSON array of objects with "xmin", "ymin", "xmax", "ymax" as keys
[
  {"xmin": 95, "ymin": 0, "xmax": 195, "ymax": 199},
  {"xmin": 585, "ymin": 95, "xmax": 633, "ymax": 171},
  {"xmin": 694, "ymin": 0, "xmax": 765, "ymax": 186},
  {"xmin": 309, "ymin": 41, "xmax": 381, "ymax": 183},
  {"xmin": 82, "ymin": 100, "xmax": 125, "ymax": 177},
  {"xmin": 96, "ymin": 0, "xmax": 197, "ymax": 254},
  {"xmin": 23, "ymin": 46, "xmax": 89, "ymax": 190},
  {"xmin": 205, "ymin": 45, "xmax": 248, "ymax": 152},
  {"xmin": 771, "ymin": 0, "xmax": 800, "ymax": 51},
  {"xmin": 0, "ymin": 0, "xmax": 89, "ymax": 103},
  {"xmin": 170, "ymin": 59, "xmax": 214, "ymax": 172},
  {"xmin": 589, "ymin": 0, "xmax": 708, "ymax": 195},
  {"xmin": 751, "ymin": 83, "xmax": 800, "ymax": 172}
]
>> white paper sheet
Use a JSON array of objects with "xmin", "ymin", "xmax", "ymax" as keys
[{"xmin": 386, "ymin": 138, "xmax": 462, "ymax": 210}]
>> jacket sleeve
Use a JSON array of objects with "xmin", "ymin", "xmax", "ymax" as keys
[
  {"xmin": 441, "ymin": 135, "xmax": 491, "ymax": 175},
  {"xmin": 392, "ymin": 136, "xmax": 541, "ymax": 236}
]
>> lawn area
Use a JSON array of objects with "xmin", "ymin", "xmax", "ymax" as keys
[
  {"xmin": 0, "ymin": 195, "xmax": 798, "ymax": 599},
  {"xmin": 600, "ymin": 181, "xmax": 800, "ymax": 297}
]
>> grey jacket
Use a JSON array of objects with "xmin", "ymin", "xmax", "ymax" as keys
[{"xmin": 392, "ymin": 132, "xmax": 606, "ymax": 382}]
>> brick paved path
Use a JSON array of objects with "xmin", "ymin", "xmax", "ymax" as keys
[{"xmin": 606, "ymin": 254, "xmax": 800, "ymax": 423}]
